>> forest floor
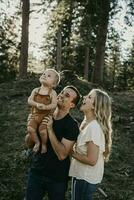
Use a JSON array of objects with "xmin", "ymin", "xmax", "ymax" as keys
[{"xmin": 0, "ymin": 73, "xmax": 134, "ymax": 200}]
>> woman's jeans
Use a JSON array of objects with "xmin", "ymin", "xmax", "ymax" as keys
[
  {"xmin": 71, "ymin": 177, "xmax": 97, "ymax": 200},
  {"xmin": 25, "ymin": 170, "xmax": 68, "ymax": 200}
]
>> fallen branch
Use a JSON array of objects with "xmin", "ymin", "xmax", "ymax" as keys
[{"xmin": 98, "ymin": 187, "xmax": 107, "ymax": 198}]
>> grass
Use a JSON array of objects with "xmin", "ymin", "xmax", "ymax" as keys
[{"xmin": 0, "ymin": 76, "xmax": 134, "ymax": 200}]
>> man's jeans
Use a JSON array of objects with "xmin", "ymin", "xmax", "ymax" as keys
[
  {"xmin": 71, "ymin": 177, "xmax": 97, "ymax": 200},
  {"xmin": 25, "ymin": 170, "xmax": 68, "ymax": 200}
]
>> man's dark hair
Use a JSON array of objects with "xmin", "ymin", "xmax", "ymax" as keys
[{"xmin": 65, "ymin": 85, "xmax": 81, "ymax": 106}]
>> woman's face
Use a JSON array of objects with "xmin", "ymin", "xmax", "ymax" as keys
[{"xmin": 80, "ymin": 90, "xmax": 96, "ymax": 112}]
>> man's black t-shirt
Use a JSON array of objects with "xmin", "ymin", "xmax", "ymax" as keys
[{"xmin": 30, "ymin": 113, "xmax": 79, "ymax": 182}]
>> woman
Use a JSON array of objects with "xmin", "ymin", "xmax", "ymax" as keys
[{"xmin": 69, "ymin": 89, "xmax": 112, "ymax": 200}]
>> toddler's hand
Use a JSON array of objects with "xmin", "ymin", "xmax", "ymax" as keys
[{"xmin": 36, "ymin": 103, "xmax": 44, "ymax": 110}]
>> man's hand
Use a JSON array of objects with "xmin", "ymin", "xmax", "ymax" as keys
[{"xmin": 42, "ymin": 115, "xmax": 53, "ymax": 131}]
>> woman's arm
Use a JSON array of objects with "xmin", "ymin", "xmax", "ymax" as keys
[{"xmin": 72, "ymin": 141, "xmax": 99, "ymax": 166}]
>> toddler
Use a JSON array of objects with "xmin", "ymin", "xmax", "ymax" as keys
[{"xmin": 27, "ymin": 69, "xmax": 60, "ymax": 153}]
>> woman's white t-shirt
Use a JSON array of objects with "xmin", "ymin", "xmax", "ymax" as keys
[{"xmin": 69, "ymin": 120, "xmax": 105, "ymax": 184}]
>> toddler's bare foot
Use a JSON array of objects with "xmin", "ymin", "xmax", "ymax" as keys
[
  {"xmin": 41, "ymin": 144, "xmax": 47, "ymax": 154},
  {"xmin": 33, "ymin": 143, "xmax": 40, "ymax": 152}
]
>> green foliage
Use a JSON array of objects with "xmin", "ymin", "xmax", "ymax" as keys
[
  {"xmin": 1, "ymin": 0, "xmax": 133, "ymax": 90},
  {"xmin": 124, "ymin": 0, "xmax": 134, "ymax": 26},
  {"xmin": 0, "ymin": 14, "xmax": 19, "ymax": 83},
  {"xmin": 39, "ymin": 0, "xmax": 133, "ymax": 89},
  {"xmin": 117, "ymin": 40, "xmax": 134, "ymax": 90},
  {"xmin": 104, "ymin": 28, "xmax": 122, "ymax": 89},
  {"xmin": 41, "ymin": 0, "xmax": 99, "ymax": 76},
  {"xmin": 103, "ymin": 27, "xmax": 134, "ymax": 91}
]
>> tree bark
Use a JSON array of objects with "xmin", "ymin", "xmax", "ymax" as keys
[
  {"xmin": 93, "ymin": 0, "xmax": 110, "ymax": 84},
  {"xmin": 112, "ymin": 58, "xmax": 116, "ymax": 89},
  {"xmin": 56, "ymin": 28, "xmax": 62, "ymax": 71},
  {"xmin": 84, "ymin": 46, "xmax": 89, "ymax": 80},
  {"xmin": 19, "ymin": 0, "xmax": 30, "ymax": 79}
]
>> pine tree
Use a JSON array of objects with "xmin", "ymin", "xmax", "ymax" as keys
[
  {"xmin": 0, "ymin": 15, "xmax": 19, "ymax": 83},
  {"xmin": 19, "ymin": 0, "xmax": 30, "ymax": 78}
]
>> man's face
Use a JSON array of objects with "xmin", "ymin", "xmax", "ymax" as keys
[{"xmin": 57, "ymin": 87, "xmax": 77, "ymax": 109}]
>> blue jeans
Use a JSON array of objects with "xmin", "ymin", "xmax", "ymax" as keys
[
  {"xmin": 71, "ymin": 178, "xmax": 97, "ymax": 200},
  {"xmin": 25, "ymin": 170, "xmax": 68, "ymax": 200}
]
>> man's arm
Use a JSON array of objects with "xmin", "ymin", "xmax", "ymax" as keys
[
  {"xmin": 48, "ymin": 127, "xmax": 75, "ymax": 160},
  {"xmin": 43, "ymin": 116, "xmax": 75, "ymax": 160}
]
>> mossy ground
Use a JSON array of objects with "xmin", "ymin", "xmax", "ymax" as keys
[{"xmin": 0, "ymin": 76, "xmax": 134, "ymax": 200}]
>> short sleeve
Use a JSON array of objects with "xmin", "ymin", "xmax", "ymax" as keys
[
  {"xmin": 63, "ymin": 119, "xmax": 79, "ymax": 141},
  {"xmin": 77, "ymin": 121, "xmax": 105, "ymax": 152}
]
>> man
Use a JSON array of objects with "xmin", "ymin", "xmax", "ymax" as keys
[{"xmin": 25, "ymin": 85, "xmax": 80, "ymax": 200}]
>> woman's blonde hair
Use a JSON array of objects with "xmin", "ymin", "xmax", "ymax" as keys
[{"xmin": 92, "ymin": 89, "xmax": 112, "ymax": 162}]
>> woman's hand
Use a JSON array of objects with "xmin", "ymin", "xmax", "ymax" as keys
[
  {"xmin": 71, "ymin": 142, "xmax": 99, "ymax": 166},
  {"xmin": 70, "ymin": 149, "xmax": 77, "ymax": 158}
]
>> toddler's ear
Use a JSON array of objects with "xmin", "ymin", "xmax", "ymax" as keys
[
  {"xmin": 70, "ymin": 102, "xmax": 75, "ymax": 108},
  {"xmin": 53, "ymin": 82, "xmax": 57, "ymax": 88}
]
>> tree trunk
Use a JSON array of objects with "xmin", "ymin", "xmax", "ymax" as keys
[
  {"xmin": 56, "ymin": 0, "xmax": 62, "ymax": 71},
  {"xmin": 56, "ymin": 28, "xmax": 62, "ymax": 71},
  {"xmin": 19, "ymin": 0, "xmax": 30, "ymax": 79},
  {"xmin": 64, "ymin": 1, "xmax": 74, "ymax": 66},
  {"xmin": 123, "ymin": 65, "xmax": 127, "ymax": 90},
  {"xmin": 112, "ymin": 59, "xmax": 116, "ymax": 89},
  {"xmin": 93, "ymin": 0, "xmax": 110, "ymax": 84},
  {"xmin": 84, "ymin": 46, "xmax": 89, "ymax": 80}
]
